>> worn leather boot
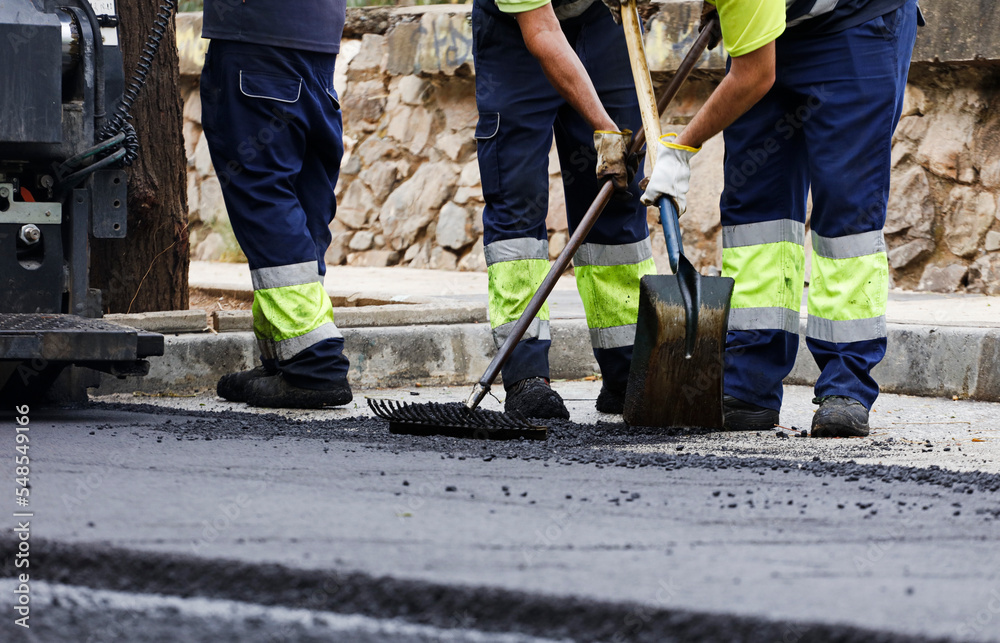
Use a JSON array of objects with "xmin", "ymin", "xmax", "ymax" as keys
[
  {"xmin": 595, "ymin": 384, "xmax": 626, "ymax": 415},
  {"xmin": 723, "ymin": 394, "xmax": 779, "ymax": 431},
  {"xmin": 504, "ymin": 377, "xmax": 570, "ymax": 420},
  {"xmin": 811, "ymin": 396, "xmax": 870, "ymax": 437},
  {"xmin": 246, "ymin": 374, "xmax": 353, "ymax": 409},
  {"xmin": 217, "ymin": 366, "xmax": 272, "ymax": 403}
]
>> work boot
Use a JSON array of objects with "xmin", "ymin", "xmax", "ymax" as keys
[
  {"xmin": 504, "ymin": 377, "xmax": 570, "ymax": 420},
  {"xmin": 246, "ymin": 374, "xmax": 353, "ymax": 409},
  {"xmin": 595, "ymin": 383, "xmax": 626, "ymax": 414},
  {"xmin": 217, "ymin": 366, "xmax": 272, "ymax": 403},
  {"xmin": 811, "ymin": 396, "xmax": 869, "ymax": 438},
  {"xmin": 723, "ymin": 394, "xmax": 779, "ymax": 431}
]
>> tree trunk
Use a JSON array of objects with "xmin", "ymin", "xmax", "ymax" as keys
[{"xmin": 90, "ymin": 4, "xmax": 189, "ymax": 313}]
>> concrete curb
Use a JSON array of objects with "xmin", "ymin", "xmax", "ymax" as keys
[{"xmin": 98, "ymin": 319, "xmax": 1000, "ymax": 403}]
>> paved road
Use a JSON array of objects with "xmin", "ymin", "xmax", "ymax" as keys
[{"xmin": 2, "ymin": 383, "xmax": 999, "ymax": 642}]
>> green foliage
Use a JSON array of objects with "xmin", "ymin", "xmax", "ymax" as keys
[{"xmin": 179, "ymin": 1, "xmax": 203, "ymax": 11}]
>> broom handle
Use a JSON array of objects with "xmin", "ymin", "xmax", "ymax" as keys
[{"xmin": 466, "ymin": 15, "xmax": 720, "ymax": 411}]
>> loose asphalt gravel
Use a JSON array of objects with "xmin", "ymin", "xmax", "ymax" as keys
[{"xmin": 2, "ymin": 381, "xmax": 999, "ymax": 642}]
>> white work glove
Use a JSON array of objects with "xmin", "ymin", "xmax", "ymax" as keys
[
  {"xmin": 640, "ymin": 133, "xmax": 700, "ymax": 215},
  {"xmin": 594, "ymin": 129, "xmax": 635, "ymax": 192}
]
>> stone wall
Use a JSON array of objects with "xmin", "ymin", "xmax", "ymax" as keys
[{"xmin": 177, "ymin": 0, "xmax": 1000, "ymax": 294}]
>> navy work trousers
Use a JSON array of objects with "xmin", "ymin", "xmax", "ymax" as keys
[
  {"xmin": 473, "ymin": 0, "xmax": 650, "ymax": 389},
  {"xmin": 201, "ymin": 39, "xmax": 349, "ymax": 388},
  {"xmin": 721, "ymin": 1, "xmax": 919, "ymax": 411}
]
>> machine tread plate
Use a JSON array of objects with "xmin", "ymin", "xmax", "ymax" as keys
[{"xmin": 0, "ymin": 314, "xmax": 164, "ymax": 361}]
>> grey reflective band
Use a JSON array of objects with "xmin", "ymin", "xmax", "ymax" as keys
[
  {"xmin": 811, "ymin": 230, "xmax": 886, "ymax": 260},
  {"xmin": 574, "ymin": 238, "xmax": 653, "ymax": 268},
  {"xmin": 722, "ymin": 220, "xmax": 805, "ymax": 249},
  {"xmin": 271, "ymin": 323, "xmax": 344, "ymax": 362},
  {"xmin": 807, "ymin": 315, "xmax": 886, "ymax": 344},
  {"xmin": 251, "ymin": 261, "xmax": 321, "ymax": 290},
  {"xmin": 484, "ymin": 238, "xmax": 549, "ymax": 265},
  {"xmin": 728, "ymin": 307, "xmax": 801, "ymax": 333},
  {"xmin": 492, "ymin": 318, "xmax": 550, "ymax": 347},
  {"xmin": 589, "ymin": 324, "xmax": 637, "ymax": 350},
  {"xmin": 787, "ymin": 0, "xmax": 840, "ymax": 28}
]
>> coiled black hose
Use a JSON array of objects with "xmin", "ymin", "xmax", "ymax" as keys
[{"xmin": 98, "ymin": 0, "xmax": 179, "ymax": 166}]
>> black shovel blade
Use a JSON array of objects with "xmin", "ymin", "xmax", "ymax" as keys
[{"xmin": 623, "ymin": 274, "xmax": 734, "ymax": 429}]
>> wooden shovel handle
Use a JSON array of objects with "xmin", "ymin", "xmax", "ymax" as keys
[{"xmin": 620, "ymin": 0, "xmax": 661, "ymax": 170}]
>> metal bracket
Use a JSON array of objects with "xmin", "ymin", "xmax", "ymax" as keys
[
  {"xmin": 90, "ymin": 170, "xmax": 127, "ymax": 238},
  {"xmin": 0, "ymin": 184, "xmax": 62, "ymax": 224}
]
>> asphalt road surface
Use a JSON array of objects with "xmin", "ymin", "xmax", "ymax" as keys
[{"xmin": 2, "ymin": 382, "xmax": 999, "ymax": 642}]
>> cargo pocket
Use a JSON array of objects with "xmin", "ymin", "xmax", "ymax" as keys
[
  {"xmin": 239, "ymin": 70, "xmax": 303, "ymax": 103},
  {"xmin": 475, "ymin": 112, "xmax": 501, "ymax": 201}
]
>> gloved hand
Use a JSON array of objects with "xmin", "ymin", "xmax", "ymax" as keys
[
  {"xmin": 594, "ymin": 129, "xmax": 634, "ymax": 191},
  {"xmin": 700, "ymin": 3, "xmax": 723, "ymax": 50},
  {"xmin": 640, "ymin": 133, "xmax": 700, "ymax": 214},
  {"xmin": 600, "ymin": 0, "xmax": 624, "ymax": 25}
]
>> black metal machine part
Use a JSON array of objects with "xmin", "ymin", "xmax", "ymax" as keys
[{"xmin": 0, "ymin": 0, "xmax": 165, "ymax": 402}]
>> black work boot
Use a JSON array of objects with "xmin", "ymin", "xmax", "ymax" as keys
[
  {"xmin": 723, "ymin": 394, "xmax": 779, "ymax": 431},
  {"xmin": 595, "ymin": 383, "xmax": 626, "ymax": 414},
  {"xmin": 246, "ymin": 374, "xmax": 353, "ymax": 409},
  {"xmin": 811, "ymin": 396, "xmax": 869, "ymax": 437},
  {"xmin": 217, "ymin": 366, "xmax": 272, "ymax": 403},
  {"xmin": 504, "ymin": 377, "xmax": 570, "ymax": 420}
]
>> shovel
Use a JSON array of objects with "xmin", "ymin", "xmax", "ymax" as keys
[
  {"xmin": 622, "ymin": 197, "xmax": 733, "ymax": 429},
  {"xmin": 619, "ymin": 3, "xmax": 734, "ymax": 429}
]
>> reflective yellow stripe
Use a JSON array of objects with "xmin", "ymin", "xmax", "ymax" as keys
[
  {"xmin": 808, "ymin": 250, "xmax": 888, "ymax": 322},
  {"xmin": 575, "ymin": 258, "xmax": 656, "ymax": 331},
  {"xmin": 250, "ymin": 261, "xmax": 320, "ymax": 290},
  {"xmin": 487, "ymin": 259, "xmax": 551, "ymax": 329},
  {"xmin": 493, "ymin": 318, "xmax": 551, "ymax": 349},
  {"xmin": 253, "ymin": 281, "xmax": 337, "ymax": 343},
  {"xmin": 590, "ymin": 324, "xmax": 638, "ymax": 350},
  {"xmin": 723, "ymin": 241, "xmax": 805, "ymax": 312},
  {"xmin": 807, "ymin": 316, "xmax": 886, "ymax": 344},
  {"xmin": 484, "ymin": 238, "xmax": 548, "ymax": 266}
]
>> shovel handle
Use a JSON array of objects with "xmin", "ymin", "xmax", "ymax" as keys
[{"xmin": 658, "ymin": 197, "xmax": 683, "ymax": 275}]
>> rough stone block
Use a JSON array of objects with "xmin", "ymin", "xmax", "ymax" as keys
[
  {"xmin": 986, "ymin": 231, "xmax": 1000, "ymax": 253},
  {"xmin": 361, "ymin": 161, "xmax": 400, "ymax": 202},
  {"xmin": 399, "ymin": 75, "xmax": 431, "ymax": 105},
  {"xmin": 459, "ymin": 159, "xmax": 481, "ymax": 187},
  {"xmin": 944, "ymin": 186, "xmax": 996, "ymax": 258},
  {"xmin": 338, "ymin": 180, "xmax": 376, "ymax": 229},
  {"xmin": 193, "ymin": 134, "xmax": 214, "ymax": 177},
  {"xmin": 967, "ymin": 253, "xmax": 1000, "ymax": 295},
  {"xmin": 183, "ymin": 87, "xmax": 202, "ymax": 124},
  {"xmin": 199, "ymin": 176, "xmax": 227, "ymax": 227},
  {"xmin": 176, "ymin": 12, "xmax": 207, "ymax": 77},
  {"xmin": 889, "ymin": 238, "xmax": 934, "ymax": 270},
  {"xmin": 380, "ymin": 162, "xmax": 457, "ymax": 250},
  {"xmin": 350, "ymin": 33, "xmax": 387, "ymax": 74},
  {"xmin": 885, "ymin": 166, "xmax": 934, "ymax": 238},
  {"xmin": 349, "ymin": 230, "xmax": 375, "ymax": 251},
  {"xmin": 918, "ymin": 262, "xmax": 969, "ymax": 293},
  {"xmin": 351, "ymin": 250, "xmax": 399, "ymax": 267},
  {"xmin": 183, "ymin": 120, "xmax": 200, "ymax": 162},
  {"xmin": 104, "ymin": 310, "xmax": 209, "ymax": 334},
  {"xmin": 342, "ymin": 79, "xmax": 387, "ymax": 123},
  {"xmin": 437, "ymin": 202, "xmax": 473, "ymax": 250}
]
